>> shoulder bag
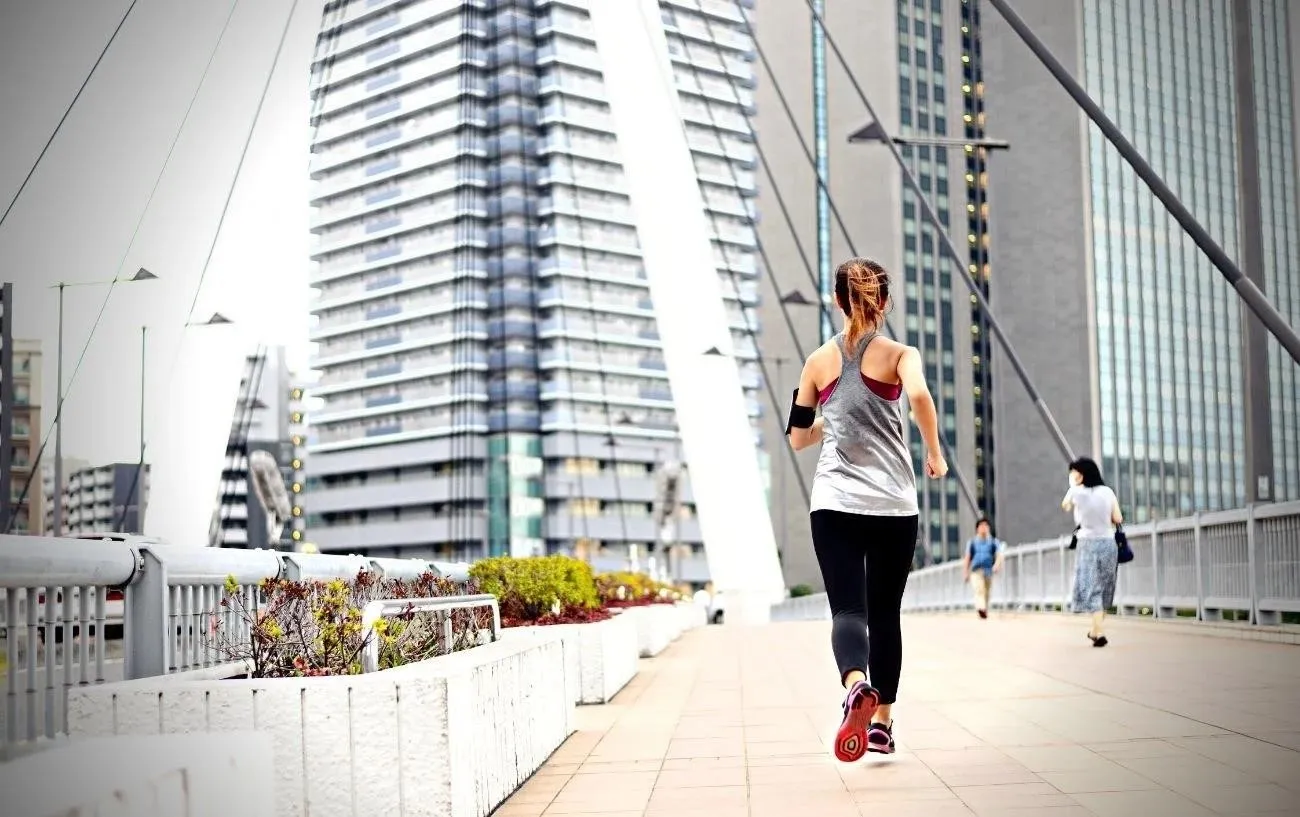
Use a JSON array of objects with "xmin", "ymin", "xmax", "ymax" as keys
[{"xmin": 1115, "ymin": 524, "xmax": 1134, "ymax": 564}]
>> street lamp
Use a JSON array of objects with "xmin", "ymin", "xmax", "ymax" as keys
[
  {"xmin": 50, "ymin": 267, "xmax": 158, "ymax": 536},
  {"xmin": 847, "ymin": 119, "xmax": 1010, "ymax": 152}
]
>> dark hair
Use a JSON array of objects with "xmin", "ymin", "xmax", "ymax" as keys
[
  {"xmin": 975, "ymin": 517, "xmax": 993, "ymax": 531},
  {"xmin": 834, "ymin": 257, "xmax": 890, "ymax": 351},
  {"xmin": 1069, "ymin": 457, "xmax": 1106, "ymax": 488}
]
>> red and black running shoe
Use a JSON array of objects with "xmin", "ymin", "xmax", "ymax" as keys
[{"xmin": 834, "ymin": 679, "xmax": 881, "ymax": 762}]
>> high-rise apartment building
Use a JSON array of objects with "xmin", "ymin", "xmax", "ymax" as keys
[
  {"xmin": 754, "ymin": 0, "xmax": 982, "ymax": 582},
  {"xmin": 305, "ymin": 0, "xmax": 771, "ymax": 584},
  {"xmin": 3, "ymin": 335, "xmax": 44, "ymax": 535},
  {"xmin": 983, "ymin": 0, "xmax": 1300, "ymax": 543},
  {"xmin": 44, "ymin": 462, "xmax": 150, "ymax": 536}
]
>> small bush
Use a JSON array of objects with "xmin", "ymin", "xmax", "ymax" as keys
[
  {"xmin": 469, "ymin": 555, "xmax": 608, "ymax": 626},
  {"xmin": 789, "ymin": 584, "xmax": 814, "ymax": 598},
  {"xmin": 209, "ymin": 570, "xmax": 492, "ymax": 678},
  {"xmin": 596, "ymin": 571, "xmax": 684, "ymax": 607}
]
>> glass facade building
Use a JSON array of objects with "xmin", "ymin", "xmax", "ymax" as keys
[
  {"xmin": 896, "ymin": 0, "xmax": 969, "ymax": 561},
  {"xmin": 305, "ymin": 0, "xmax": 763, "ymax": 575},
  {"xmin": 1081, "ymin": 0, "xmax": 1300, "ymax": 519}
]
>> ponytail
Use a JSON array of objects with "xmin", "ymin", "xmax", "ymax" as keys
[{"xmin": 834, "ymin": 257, "xmax": 890, "ymax": 351}]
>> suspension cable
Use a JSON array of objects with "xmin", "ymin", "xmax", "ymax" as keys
[
  {"xmin": 0, "ymin": 0, "xmax": 141, "ymax": 231},
  {"xmin": 169, "ymin": 0, "xmax": 302, "ymax": 378},
  {"xmin": 4, "ymin": 0, "xmax": 243, "ymax": 533}
]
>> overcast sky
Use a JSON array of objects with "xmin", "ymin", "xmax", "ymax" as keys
[{"xmin": 0, "ymin": 0, "xmax": 322, "ymax": 544}]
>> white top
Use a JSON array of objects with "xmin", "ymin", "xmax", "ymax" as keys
[{"xmin": 1065, "ymin": 485, "xmax": 1118, "ymax": 539}]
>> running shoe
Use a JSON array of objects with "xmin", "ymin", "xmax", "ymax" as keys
[
  {"xmin": 866, "ymin": 721, "xmax": 895, "ymax": 754},
  {"xmin": 834, "ymin": 679, "xmax": 880, "ymax": 762}
]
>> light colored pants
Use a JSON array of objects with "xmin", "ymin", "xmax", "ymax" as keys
[{"xmin": 970, "ymin": 571, "xmax": 993, "ymax": 611}]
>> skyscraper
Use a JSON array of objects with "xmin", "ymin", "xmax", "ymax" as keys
[
  {"xmin": 983, "ymin": 0, "xmax": 1300, "ymax": 542},
  {"xmin": 754, "ymin": 0, "xmax": 983, "ymax": 582},
  {"xmin": 305, "ymin": 0, "xmax": 778, "ymax": 595}
]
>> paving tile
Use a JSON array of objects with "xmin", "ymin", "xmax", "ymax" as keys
[
  {"xmin": 1071, "ymin": 788, "xmax": 1221, "ymax": 817},
  {"xmin": 1037, "ymin": 766, "xmax": 1162, "ymax": 793},
  {"xmin": 491, "ymin": 617, "xmax": 1300, "ymax": 817}
]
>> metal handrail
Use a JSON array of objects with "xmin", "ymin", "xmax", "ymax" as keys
[
  {"xmin": 771, "ymin": 501, "xmax": 1300, "ymax": 626},
  {"xmin": 359, "ymin": 594, "xmax": 500, "ymax": 673}
]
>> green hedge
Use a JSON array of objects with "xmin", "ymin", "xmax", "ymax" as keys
[{"xmin": 469, "ymin": 555, "xmax": 601, "ymax": 623}]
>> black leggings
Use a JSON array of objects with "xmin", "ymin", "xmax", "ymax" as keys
[{"xmin": 810, "ymin": 510, "xmax": 918, "ymax": 705}]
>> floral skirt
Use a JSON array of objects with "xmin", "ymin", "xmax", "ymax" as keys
[{"xmin": 1071, "ymin": 536, "xmax": 1117, "ymax": 613}]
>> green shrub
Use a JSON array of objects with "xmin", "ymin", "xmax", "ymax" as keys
[
  {"xmin": 470, "ymin": 555, "xmax": 602, "ymax": 625},
  {"xmin": 789, "ymin": 584, "xmax": 814, "ymax": 598}
]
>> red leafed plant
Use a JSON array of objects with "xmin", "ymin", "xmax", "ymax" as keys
[{"xmin": 209, "ymin": 570, "xmax": 493, "ymax": 679}]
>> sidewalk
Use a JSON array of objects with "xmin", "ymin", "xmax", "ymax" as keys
[{"xmin": 495, "ymin": 613, "xmax": 1300, "ymax": 817}]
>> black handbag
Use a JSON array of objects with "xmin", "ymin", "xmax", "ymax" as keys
[
  {"xmin": 1115, "ymin": 525, "xmax": 1134, "ymax": 564},
  {"xmin": 1068, "ymin": 525, "xmax": 1080, "ymax": 550}
]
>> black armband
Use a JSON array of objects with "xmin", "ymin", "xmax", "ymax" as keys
[{"xmin": 786, "ymin": 388, "xmax": 816, "ymax": 435}]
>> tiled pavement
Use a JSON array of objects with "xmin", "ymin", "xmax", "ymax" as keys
[{"xmin": 495, "ymin": 613, "xmax": 1300, "ymax": 817}]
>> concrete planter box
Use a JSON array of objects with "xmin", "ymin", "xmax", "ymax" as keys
[
  {"xmin": 677, "ymin": 601, "xmax": 708, "ymax": 631},
  {"xmin": 65, "ymin": 631, "xmax": 573, "ymax": 817},
  {"xmin": 1, "ymin": 732, "xmax": 274, "ymax": 817},
  {"xmin": 619, "ymin": 604, "xmax": 683, "ymax": 657},
  {"xmin": 525, "ymin": 613, "xmax": 640, "ymax": 705}
]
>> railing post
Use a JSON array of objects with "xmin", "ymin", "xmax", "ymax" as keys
[
  {"xmin": 124, "ymin": 546, "xmax": 168, "ymax": 681},
  {"xmin": 1246, "ymin": 503, "xmax": 1274, "ymax": 625},
  {"xmin": 1151, "ymin": 522, "xmax": 1161, "ymax": 618},
  {"xmin": 1193, "ymin": 512, "xmax": 1207, "ymax": 621},
  {"xmin": 1059, "ymin": 541, "xmax": 1068, "ymax": 611}
]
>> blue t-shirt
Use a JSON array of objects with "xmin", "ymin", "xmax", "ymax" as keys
[{"xmin": 967, "ymin": 536, "xmax": 1001, "ymax": 572}]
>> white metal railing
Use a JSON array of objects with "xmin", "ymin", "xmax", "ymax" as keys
[
  {"xmin": 770, "ymin": 502, "xmax": 1300, "ymax": 625},
  {"xmin": 0, "ymin": 534, "xmax": 471, "ymax": 751},
  {"xmin": 359, "ymin": 594, "xmax": 500, "ymax": 673}
]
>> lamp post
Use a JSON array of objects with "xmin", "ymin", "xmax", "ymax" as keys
[
  {"xmin": 50, "ymin": 267, "xmax": 158, "ymax": 536},
  {"xmin": 119, "ymin": 311, "xmax": 233, "ymax": 535}
]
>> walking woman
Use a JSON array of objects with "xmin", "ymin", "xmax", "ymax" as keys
[
  {"xmin": 1062, "ymin": 457, "xmax": 1123, "ymax": 647},
  {"xmin": 787, "ymin": 257, "xmax": 947, "ymax": 762}
]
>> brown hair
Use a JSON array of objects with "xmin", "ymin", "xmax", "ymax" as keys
[{"xmin": 834, "ymin": 257, "xmax": 890, "ymax": 351}]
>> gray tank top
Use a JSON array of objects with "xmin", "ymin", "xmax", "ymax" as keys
[{"xmin": 809, "ymin": 332, "xmax": 919, "ymax": 517}]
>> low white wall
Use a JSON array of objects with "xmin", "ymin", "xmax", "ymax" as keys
[
  {"xmin": 527, "ymin": 613, "xmax": 640, "ymax": 705},
  {"xmin": 677, "ymin": 601, "xmax": 708, "ymax": 631},
  {"xmin": 0, "ymin": 732, "xmax": 274, "ymax": 817},
  {"xmin": 620, "ymin": 604, "xmax": 683, "ymax": 658},
  {"xmin": 66, "ymin": 631, "xmax": 572, "ymax": 817}
]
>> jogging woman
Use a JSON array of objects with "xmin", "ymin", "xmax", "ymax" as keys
[{"xmin": 787, "ymin": 257, "xmax": 947, "ymax": 762}]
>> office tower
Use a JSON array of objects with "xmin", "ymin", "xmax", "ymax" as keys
[
  {"xmin": 211, "ymin": 347, "xmax": 304, "ymax": 549},
  {"xmin": 3, "ymin": 333, "xmax": 45, "ymax": 535},
  {"xmin": 305, "ymin": 0, "xmax": 770, "ymax": 585},
  {"xmin": 45, "ymin": 462, "xmax": 149, "ymax": 536},
  {"xmin": 754, "ymin": 0, "xmax": 982, "ymax": 580},
  {"xmin": 983, "ymin": 0, "xmax": 1300, "ymax": 543}
]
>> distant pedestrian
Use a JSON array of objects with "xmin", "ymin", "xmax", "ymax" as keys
[
  {"xmin": 1062, "ymin": 457, "xmax": 1123, "ymax": 647},
  {"xmin": 962, "ymin": 517, "xmax": 1003, "ymax": 619}
]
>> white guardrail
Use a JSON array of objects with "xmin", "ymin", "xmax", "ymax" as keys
[
  {"xmin": 0, "ymin": 534, "xmax": 471, "ymax": 753},
  {"xmin": 772, "ymin": 501, "xmax": 1300, "ymax": 625}
]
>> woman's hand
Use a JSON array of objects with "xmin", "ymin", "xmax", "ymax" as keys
[{"xmin": 924, "ymin": 450, "xmax": 948, "ymax": 478}]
